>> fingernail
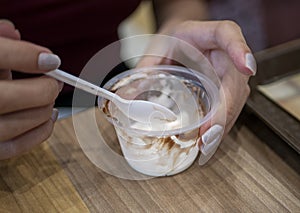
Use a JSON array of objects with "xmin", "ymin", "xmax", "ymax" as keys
[
  {"xmin": 245, "ymin": 53, "xmax": 257, "ymax": 76},
  {"xmin": 0, "ymin": 19, "xmax": 14, "ymax": 27},
  {"xmin": 198, "ymin": 138, "xmax": 221, "ymax": 165},
  {"xmin": 51, "ymin": 108, "xmax": 59, "ymax": 122},
  {"xmin": 198, "ymin": 125, "xmax": 224, "ymax": 165},
  {"xmin": 202, "ymin": 124, "xmax": 223, "ymax": 146},
  {"xmin": 200, "ymin": 135, "xmax": 221, "ymax": 155},
  {"xmin": 15, "ymin": 29, "xmax": 21, "ymax": 38},
  {"xmin": 198, "ymin": 142, "xmax": 221, "ymax": 166},
  {"xmin": 38, "ymin": 53, "xmax": 61, "ymax": 70},
  {"xmin": 58, "ymin": 81, "xmax": 64, "ymax": 92}
]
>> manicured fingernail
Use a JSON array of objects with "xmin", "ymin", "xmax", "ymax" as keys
[
  {"xmin": 198, "ymin": 138, "xmax": 221, "ymax": 165},
  {"xmin": 245, "ymin": 53, "xmax": 257, "ymax": 76},
  {"xmin": 200, "ymin": 135, "xmax": 221, "ymax": 155},
  {"xmin": 38, "ymin": 53, "xmax": 61, "ymax": 70},
  {"xmin": 51, "ymin": 108, "xmax": 59, "ymax": 122},
  {"xmin": 198, "ymin": 125, "xmax": 224, "ymax": 165},
  {"xmin": 202, "ymin": 124, "xmax": 223, "ymax": 146}
]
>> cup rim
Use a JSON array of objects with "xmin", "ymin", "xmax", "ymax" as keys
[{"xmin": 98, "ymin": 65, "xmax": 220, "ymax": 136}]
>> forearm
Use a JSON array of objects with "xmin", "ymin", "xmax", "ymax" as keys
[{"xmin": 152, "ymin": 0, "xmax": 208, "ymax": 33}]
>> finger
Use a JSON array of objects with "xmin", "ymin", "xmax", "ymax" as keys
[
  {"xmin": 0, "ymin": 119, "xmax": 57, "ymax": 160},
  {"xmin": 197, "ymin": 79, "xmax": 226, "ymax": 166},
  {"xmin": 214, "ymin": 21, "xmax": 257, "ymax": 75},
  {"xmin": 0, "ymin": 20, "xmax": 21, "ymax": 80},
  {"xmin": 197, "ymin": 87, "xmax": 225, "ymax": 166},
  {"xmin": 221, "ymin": 72, "xmax": 250, "ymax": 135},
  {"xmin": 174, "ymin": 21, "xmax": 257, "ymax": 75},
  {"xmin": 137, "ymin": 55, "xmax": 164, "ymax": 68},
  {"xmin": 198, "ymin": 65, "xmax": 250, "ymax": 165},
  {"xmin": 198, "ymin": 60, "xmax": 247, "ymax": 145},
  {"xmin": 136, "ymin": 34, "xmax": 177, "ymax": 68},
  {"xmin": 0, "ymin": 105, "xmax": 56, "ymax": 142},
  {"xmin": 196, "ymin": 51, "xmax": 235, "ymax": 165},
  {"xmin": 0, "ymin": 19, "xmax": 21, "ymax": 40},
  {"xmin": 0, "ymin": 77, "xmax": 63, "ymax": 114},
  {"xmin": 0, "ymin": 37, "xmax": 60, "ymax": 72}
]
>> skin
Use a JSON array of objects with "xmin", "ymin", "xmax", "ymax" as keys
[
  {"xmin": 141, "ymin": 0, "xmax": 254, "ymax": 148},
  {"xmin": 171, "ymin": 21, "xmax": 252, "ymax": 137},
  {"xmin": 0, "ymin": 0, "xmax": 207, "ymax": 160},
  {"xmin": 138, "ymin": 20, "xmax": 253, "ymax": 146},
  {"xmin": 0, "ymin": 0, "xmax": 254, "ymax": 159},
  {"xmin": 0, "ymin": 20, "xmax": 62, "ymax": 160}
]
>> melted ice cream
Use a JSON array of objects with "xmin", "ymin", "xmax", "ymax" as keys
[{"xmin": 102, "ymin": 71, "xmax": 206, "ymax": 176}]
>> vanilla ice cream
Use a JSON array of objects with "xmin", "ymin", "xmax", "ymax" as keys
[{"xmin": 99, "ymin": 66, "xmax": 217, "ymax": 176}]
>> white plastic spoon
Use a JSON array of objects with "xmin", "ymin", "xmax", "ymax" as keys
[{"xmin": 46, "ymin": 69, "xmax": 177, "ymax": 122}]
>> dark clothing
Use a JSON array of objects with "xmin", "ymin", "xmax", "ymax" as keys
[
  {"xmin": 2, "ymin": 0, "xmax": 300, "ymax": 105},
  {"xmin": 208, "ymin": 0, "xmax": 300, "ymax": 52},
  {"xmin": 1, "ymin": 0, "xmax": 141, "ymax": 105}
]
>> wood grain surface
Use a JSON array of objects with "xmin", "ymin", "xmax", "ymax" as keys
[
  {"xmin": 248, "ymin": 39, "xmax": 300, "ymax": 153},
  {"xmin": 46, "ymin": 108, "xmax": 299, "ymax": 212},
  {"xmin": 1, "ymin": 39, "xmax": 300, "ymax": 212},
  {"xmin": 0, "ymin": 140, "xmax": 88, "ymax": 212}
]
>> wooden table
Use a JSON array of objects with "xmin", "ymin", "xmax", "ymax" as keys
[
  {"xmin": 1, "ymin": 39, "xmax": 300, "ymax": 212},
  {"xmin": 0, "ymin": 106, "xmax": 299, "ymax": 212},
  {"xmin": 247, "ymin": 39, "xmax": 300, "ymax": 153}
]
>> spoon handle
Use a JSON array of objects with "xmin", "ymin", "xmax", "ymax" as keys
[{"xmin": 46, "ymin": 69, "xmax": 116, "ymax": 101}]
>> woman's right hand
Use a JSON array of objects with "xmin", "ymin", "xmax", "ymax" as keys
[
  {"xmin": 138, "ymin": 20, "xmax": 256, "ymax": 165},
  {"xmin": 0, "ymin": 20, "xmax": 62, "ymax": 160}
]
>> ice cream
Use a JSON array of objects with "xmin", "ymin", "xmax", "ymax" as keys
[{"xmin": 99, "ymin": 66, "xmax": 213, "ymax": 176}]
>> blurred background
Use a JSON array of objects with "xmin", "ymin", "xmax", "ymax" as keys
[{"xmin": 118, "ymin": 0, "xmax": 300, "ymax": 60}]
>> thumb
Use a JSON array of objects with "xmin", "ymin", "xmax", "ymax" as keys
[{"xmin": 197, "ymin": 85, "xmax": 226, "ymax": 165}]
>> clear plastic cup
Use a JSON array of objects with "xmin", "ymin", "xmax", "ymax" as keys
[{"xmin": 98, "ymin": 65, "xmax": 219, "ymax": 176}]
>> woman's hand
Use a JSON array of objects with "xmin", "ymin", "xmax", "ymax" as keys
[
  {"xmin": 138, "ymin": 20, "xmax": 256, "ymax": 165},
  {"xmin": 0, "ymin": 20, "xmax": 62, "ymax": 160}
]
